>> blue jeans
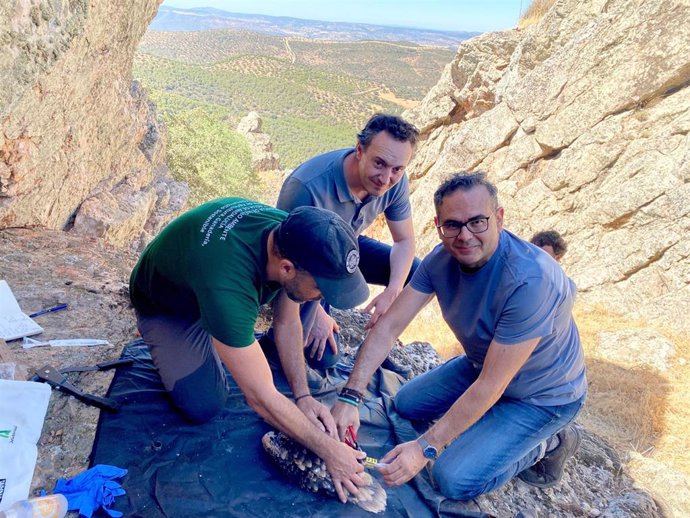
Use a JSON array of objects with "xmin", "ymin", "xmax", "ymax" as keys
[
  {"xmin": 268, "ymin": 235, "xmax": 422, "ymax": 370},
  {"xmin": 394, "ymin": 355, "xmax": 585, "ymax": 500}
]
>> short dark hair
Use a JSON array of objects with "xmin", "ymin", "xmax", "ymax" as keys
[
  {"xmin": 531, "ymin": 230, "xmax": 568, "ymax": 258},
  {"xmin": 433, "ymin": 171, "xmax": 499, "ymax": 211},
  {"xmin": 357, "ymin": 113, "xmax": 419, "ymax": 149}
]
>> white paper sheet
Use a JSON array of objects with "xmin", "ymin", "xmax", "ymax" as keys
[
  {"xmin": 0, "ymin": 380, "xmax": 52, "ymax": 510},
  {"xmin": 0, "ymin": 281, "xmax": 43, "ymax": 342}
]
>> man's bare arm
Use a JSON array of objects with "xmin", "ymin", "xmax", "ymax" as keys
[
  {"xmin": 272, "ymin": 291, "xmax": 338, "ymax": 437},
  {"xmin": 386, "ymin": 217, "xmax": 416, "ymax": 293},
  {"xmin": 351, "ymin": 286, "xmax": 431, "ymax": 390},
  {"xmin": 362, "ymin": 217, "xmax": 416, "ymax": 329},
  {"xmin": 272, "ymin": 291, "xmax": 310, "ymax": 398},
  {"xmin": 212, "ymin": 338, "xmax": 365, "ymax": 501},
  {"xmin": 332, "ymin": 286, "xmax": 432, "ymax": 438}
]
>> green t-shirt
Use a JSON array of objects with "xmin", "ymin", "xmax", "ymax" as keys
[{"xmin": 130, "ymin": 198, "xmax": 286, "ymax": 347}]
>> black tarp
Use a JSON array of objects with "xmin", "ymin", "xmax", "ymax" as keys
[{"xmin": 89, "ymin": 340, "xmax": 492, "ymax": 517}]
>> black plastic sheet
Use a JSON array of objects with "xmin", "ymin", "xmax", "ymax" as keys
[{"xmin": 90, "ymin": 340, "xmax": 492, "ymax": 517}]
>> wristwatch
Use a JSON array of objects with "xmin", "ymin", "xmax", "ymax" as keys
[{"xmin": 417, "ymin": 434, "xmax": 439, "ymax": 460}]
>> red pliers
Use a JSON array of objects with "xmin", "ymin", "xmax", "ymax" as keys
[
  {"xmin": 343, "ymin": 425, "xmax": 379, "ymax": 468},
  {"xmin": 344, "ymin": 424, "xmax": 359, "ymax": 449}
]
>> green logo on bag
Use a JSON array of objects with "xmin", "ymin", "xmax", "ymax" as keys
[{"xmin": 0, "ymin": 426, "xmax": 16, "ymax": 442}]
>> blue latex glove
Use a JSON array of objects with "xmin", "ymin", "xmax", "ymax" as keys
[{"xmin": 54, "ymin": 464, "xmax": 128, "ymax": 518}]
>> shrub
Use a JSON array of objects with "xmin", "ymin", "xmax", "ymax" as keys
[{"xmin": 165, "ymin": 108, "xmax": 259, "ymax": 206}]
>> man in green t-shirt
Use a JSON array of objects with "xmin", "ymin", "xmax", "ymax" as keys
[{"xmin": 130, "ymin": 198, "xmax": 370, "ymax": 502}]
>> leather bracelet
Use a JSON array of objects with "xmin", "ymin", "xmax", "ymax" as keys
[
  {"xmin": 339, "ymin": 387, "xmax": 364, "ymax": 402},
  {"xmin": 294, "ymin": 394, "xmax": 311, "ymax": 403}
]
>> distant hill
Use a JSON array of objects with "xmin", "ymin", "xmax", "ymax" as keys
[
  {"xmin": 135, "ymin": 28, "xmax": 455, "ymax": 168},
  {"xmin": 150, "ymin": 6, "xmax": 479, "ymax": 48}
]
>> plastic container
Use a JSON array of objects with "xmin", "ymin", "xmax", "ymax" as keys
[{"xmin": 0, "ymin": 494, "xmax": 68, "ymax": 518}]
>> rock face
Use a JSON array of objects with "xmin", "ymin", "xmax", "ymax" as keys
[
  {"xmin": 404, "ymin": 0, "xmax": 690, "ymax": 333},
  {"xmin": 236, "ymin": 111, "xmax": 281, "ymax": 172},
  {"xmin": 0, "ymin": 0, "xmax": 187, "ymax": 250}
]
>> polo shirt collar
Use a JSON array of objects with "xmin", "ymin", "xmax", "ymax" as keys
[{"xmin": 335, "ymin": 148, "xmax": 357, "ymax": 203}]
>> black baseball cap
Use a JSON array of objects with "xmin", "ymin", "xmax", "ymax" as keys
[{"xmin": 277, "ymin": 206, "xmax": 369, "ymax": 309}]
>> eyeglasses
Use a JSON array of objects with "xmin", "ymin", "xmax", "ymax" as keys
[{"xmin": 436, "ymin": 216, "xmax": 491, "ymax": 238}]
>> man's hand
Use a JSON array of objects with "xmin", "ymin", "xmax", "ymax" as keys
[
  {"xmin": 323, "ymin": 441, "xmax": 368, "ymax": 502},
  {"xmin": 378, "ymin": 440, "xmax": 427, "ymax": 487},
  {"xmin": 331, "ymin": 400, "xmax": 361, "ymax": 441},
  {"xmin": 306, "ymin": 306, "xmax": 340, "ymax": 361},
  {"xmin": 362, "ymin": 287, "xmax": 399, "ymax": 330},
  {"xmin": 296, "ymin": 396, "xmax": 338, "ymax": 438}
]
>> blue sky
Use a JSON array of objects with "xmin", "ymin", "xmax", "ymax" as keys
[{"xmin": 161, "ymin": 0, "xmax": 525, "ymax": 33}]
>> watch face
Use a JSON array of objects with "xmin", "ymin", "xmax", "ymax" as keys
[{"xmin": 423, "ymin": 445, "xmax": 438, "ymax": 460}]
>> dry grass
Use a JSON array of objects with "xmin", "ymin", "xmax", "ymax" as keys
[
  {"xmin": 518, "ymin": 0, "xmax": 557, "ymax": 29},
  {"xmin": 574, "ymin": 305, "xmax": 690, "ymax": 474},
  {"xmin": 574, "ymin": 306, "xmax": 667, "ymax": 454}
]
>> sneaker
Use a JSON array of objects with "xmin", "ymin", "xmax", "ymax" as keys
[{"xmin": 517, "ymin": 424, "xmax": 582, "ymax": 488}]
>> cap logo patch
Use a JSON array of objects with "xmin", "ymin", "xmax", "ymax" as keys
[{"xmin": 345, "ymin": 249, "xmax": 359, "ymax": 273}]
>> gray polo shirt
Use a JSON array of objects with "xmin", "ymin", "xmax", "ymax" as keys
[{"xmin": 276, "ymin": 148, "xmax": 412, "ymax": 236}]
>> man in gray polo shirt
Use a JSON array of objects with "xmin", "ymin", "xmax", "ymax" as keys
[
  {"xmin": 332, "ymin": 172, "xmax": 586, "ymax": 499},
  {"xmin": 270, "ymin": 113, "xmax": 420, "ymax": 372}
]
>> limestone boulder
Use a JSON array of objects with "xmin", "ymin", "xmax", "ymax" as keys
[
  {"xmin": 404, "ymin": 30, "xmax": 522, "ymax": 134},
  {"xmin": 597, "ymin": 329, "xmax": 676, "ymax": 372},
  {"xmin": 236, "ymin": 111, "xmax": 281, "ymax": 172}
]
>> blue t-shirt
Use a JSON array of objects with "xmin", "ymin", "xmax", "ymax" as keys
[
  {"xmin": 410, "ymin": 230, "xmax": 586, "ymax": 406},
  {"xmin": 277, "ymin": 148, "xmax": 412, "ymax": 235}
]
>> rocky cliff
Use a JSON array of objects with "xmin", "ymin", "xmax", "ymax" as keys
[
  {"xmin": 0, "ymin": 0, "xmax": 187, "ymax": 250},
  {"xmin": 404, "ymin": 0, "xmax": 690, "ymax": 333}
]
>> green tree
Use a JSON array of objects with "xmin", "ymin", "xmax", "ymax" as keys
[{"xmin": 166, "ymin": 108, "xmax": 259, "ymax": 206}]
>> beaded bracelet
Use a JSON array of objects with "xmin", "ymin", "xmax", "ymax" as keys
[
  {"xmin": 294, "ymin": 394, "xmax": 311, "ymax": 403},
  {"xmin": 337, "ymin": 396, "xmax": 359, "ymax": 407}
]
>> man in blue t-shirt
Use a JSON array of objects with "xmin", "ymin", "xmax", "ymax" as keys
[
  {"xmin": 271, "ymin": 113, "xmax": 420, "ymax": 372},
  {"xmin": 332, "ymin": 172, "xmax": 587, "ymax": 499}
]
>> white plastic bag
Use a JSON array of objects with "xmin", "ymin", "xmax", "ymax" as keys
[{"xmin": 0, "ymin": 380, "xmax": 51, "ymax": 511}]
